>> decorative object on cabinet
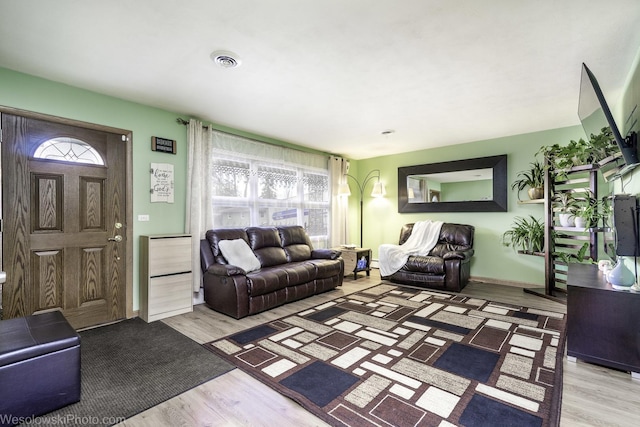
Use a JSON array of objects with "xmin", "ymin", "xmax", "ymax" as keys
[
  {"xmin": 502, "ymin": 215, "xmax": 545, "ymax": 255},
  {"xmin": 511, "ymin": 160, "xmax": 545, "ymax": 201},
  {"xmin": 606, "ymin": 256, "xmax": 635, "ymax": 289},
  {"xmin": 338, "ymin": 169, "xmax": 386, "ymax": 248},
  {"xmin": 140, "ymin": 234, "xmax": 193, "ymax": 322}
]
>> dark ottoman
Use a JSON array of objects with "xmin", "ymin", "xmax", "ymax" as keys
[{"xmin": 0, "ymin": 311, "xmax": 80, "ymax": 426}]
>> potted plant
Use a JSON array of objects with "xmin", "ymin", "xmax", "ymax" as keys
[
  {"xmin": 574, "ymin": 191, "xmax": 603, "ymax": 229},
  {"xmin": 537, "ymin": 127, "xmax": 619, "ymax": 171},
  {"xmin": 552, "ymin": 191, "xmax": 579, "ymax": 227},
  {"xmin": 511, "ymin": 160, "xmax": 545, "ymax": 201},
  {"xmin": 553, "ymin": 242, "xmax": 593, "ymax": 264},
  {"xmin": 502, "ymin": 215, "xmax": 545, "ymax": 254}
]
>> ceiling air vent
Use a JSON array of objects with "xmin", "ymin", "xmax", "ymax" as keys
[{"xmin": 210, "ymin": 50, "xmax": 241, "ymax": 68}]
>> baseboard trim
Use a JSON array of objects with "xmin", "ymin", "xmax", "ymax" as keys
[{"xmin": 470, "ymin": 276, "xmax": 539, "ymax": 289}]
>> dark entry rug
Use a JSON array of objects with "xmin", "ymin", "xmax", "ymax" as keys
[
  {"xmin": 204, "ymin": 284, "xmax": 566, "ymax": 427},
  {"xmin": 26, "ymin": 318, "xmax": 234, "ymax": 426}
]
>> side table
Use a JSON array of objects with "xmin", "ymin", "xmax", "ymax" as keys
[{"xmin": 335, "ymin": 247, "xmax": 371, "ymax": 280}]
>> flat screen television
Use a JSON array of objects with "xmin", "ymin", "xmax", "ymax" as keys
[{"xmin": 578, "ymin": 62, "xmax": 639, "ymax": 179}]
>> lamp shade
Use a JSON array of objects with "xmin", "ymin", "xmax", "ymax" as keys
[
  {"xmin": 338, "ymin": 182, "xmax": 351, "ymax": 196},
  {"xmin": 371, "ymin": 181, "xmax": 386, "ymax": 197}
]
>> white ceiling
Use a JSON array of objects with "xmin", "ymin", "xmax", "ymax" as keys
[{"xmin": 1, "ymin": 0, "xmax": 639, "ymax": 160}]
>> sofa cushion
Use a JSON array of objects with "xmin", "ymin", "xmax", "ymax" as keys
[
  {"xmin": 279, "ymin": 262, "xmax": 316, "ymax": 286},
  {"xmin": 284, "ymin": 244, "xmax": 312, "ymax": 262},
  {"xmin": 218, "ymin": 239, "xmax": 261, "ymax": 273},
  {"xmin": 404, "ymin": 255, "xmax": 445, "ymax": 274},
  {"xmin": 278, "ymin": 225, "xmax": 312, "ymax": 247},
  {"xmin": 430, "ymin": 243, "xmax": 470, "ymax": 257},
  {"xmin": 279, "ymin": 226, "xmax": 313, "ymax": 262},
  {"xmin": 247, "ymin": 267, "xmax": 289, "ymax": 297},
  {"xmin": 306, "ymin": 259, "xmax": 343, "ymax": 279},
  {"xmin": 246, "ymin": 227, "xmax": 288, "ymax": 267},
  {"xmin": 206, "ymin": 228, "xmax": 249, "ymax": 264}
]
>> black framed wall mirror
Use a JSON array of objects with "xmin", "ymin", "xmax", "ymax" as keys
[{"xmin": 398, "ymin": 155, "xmax": 508, "ymax": 213}]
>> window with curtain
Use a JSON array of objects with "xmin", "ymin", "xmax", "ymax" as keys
[{"xmin": 210, "ymin": 152, "xmax": 330, "ymax": 248}]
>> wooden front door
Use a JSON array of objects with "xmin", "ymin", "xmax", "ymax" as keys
[{"xmin": 1, "ymin": 113, "xmax": 128, "ymax": 329}]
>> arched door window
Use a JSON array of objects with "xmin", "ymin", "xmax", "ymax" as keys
[{"xmin": 33, "ymin": 137, "xmax": 104, "ymax": 165}]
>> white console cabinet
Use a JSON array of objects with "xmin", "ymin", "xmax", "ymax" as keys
[{"xmin": 140, "ymin": 234, "xmax": 193, "ymax": 322}]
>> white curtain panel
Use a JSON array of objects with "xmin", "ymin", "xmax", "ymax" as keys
[
  {"xmin": 187, "ymin": 123, "xmax": 338, "ymax": 291},
  {"xmin": 185, "ymin": 119, "xmax": 214, "ymax": 292},
  {"xmin": 329, "ymin": 156, "xmax": 350, "ymax": 247}
]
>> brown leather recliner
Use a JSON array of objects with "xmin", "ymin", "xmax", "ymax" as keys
[
  {"xmin": 381, "ymin": 223, "xmax": 475, "ymax": 292},
  {"xmin": 200, "ymin": 225, "xmax": 344, "ymax": 319}
]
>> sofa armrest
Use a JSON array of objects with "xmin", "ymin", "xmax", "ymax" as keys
[
  {"xmin": 311, "ymin": 249, "xmax": 342, "ymax": 260},
  {"xmin": 443, "ymin": 249, "xmax": 474, "ymax": 261},
  {"xmin": 207, "ymin": 264, "xmax": 247, "ymax": 276}
]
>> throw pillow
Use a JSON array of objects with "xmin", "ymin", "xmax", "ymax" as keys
[{"xmin": 218, "ymin": 239, "xmax": 262, "ymax": 272}]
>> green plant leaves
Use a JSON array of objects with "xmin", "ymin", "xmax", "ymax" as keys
[{"xmin": 502, "ymin": 215, "xmax": 545, "ymax": 253}]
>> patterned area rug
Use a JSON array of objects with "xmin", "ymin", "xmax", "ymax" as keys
[{"xmin": 204, "ymin": 284, "xmax": 566, "ymax": 427}]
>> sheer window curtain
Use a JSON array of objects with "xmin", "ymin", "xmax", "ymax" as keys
[
  {"xmin": 329, "ymin": 156, "xmax": 349, "ymax": 246},
  {"xmin": 185, "ymin": 119, "xmax": 214, "ymax": 293},
  {"xmin": 186, "ymin": 119, "xmax": 334, "ymax": 294}
]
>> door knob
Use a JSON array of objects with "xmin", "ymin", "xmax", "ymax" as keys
[{"xmin": 108, "ymin": 235, "xmax": 123, "ymax": 242}]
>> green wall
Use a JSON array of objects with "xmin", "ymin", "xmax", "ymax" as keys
[
  {"xmin": 2, "ymin": 43, "xmax": 639, "ymax": 303},
  {"xmin": 351, "ymin": 126, "xmax": 585, "ymax": 287},
  {"xmin": 0, "ymin": 67, "xmax": 188, "ymax": 310},
  {"xmin": 351, "ymin": 44, "xmax": 640, "ymax": 287},
  {"xmin": 611, "ymin": 46, "xmax": 640, "ymax": 274},
  {"xmin": 0, "ymin": 67, "xmax": 319, "ymax": 311}
]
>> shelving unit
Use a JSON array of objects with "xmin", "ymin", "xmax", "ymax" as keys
[{"xmin": 524, "ymin": 161, "xmax": 603, "ymax": 303}]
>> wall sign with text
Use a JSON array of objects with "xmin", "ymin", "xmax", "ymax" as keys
[
  {"xmin": 150, "ymin": 163, "xmax": 174, "ymax": 203},
  {"xmin": 151, "ymin": 136, "xmax": 177, "ymax": 154}
]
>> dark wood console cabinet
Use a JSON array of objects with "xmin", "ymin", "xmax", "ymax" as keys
[{"xmin": 566, "ymin": 263, "xmax": 640, "ymax": 378}]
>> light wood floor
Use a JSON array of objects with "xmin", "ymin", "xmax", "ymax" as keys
[{"xmin": 119, "ymin": 271, "xmax": 640, "ymax": 427}]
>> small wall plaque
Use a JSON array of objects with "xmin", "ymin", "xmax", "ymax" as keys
[{"xmin": 151, "ymin": 136, "xmax": 176, "ymax": 154}]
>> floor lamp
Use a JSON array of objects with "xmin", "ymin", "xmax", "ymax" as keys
[{"xmin": 338, "ymin": 169, "xmax": 386, "ymax": 248}]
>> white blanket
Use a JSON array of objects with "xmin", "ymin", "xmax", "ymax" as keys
[{"xmin": 378, "ymin": 220, "xmax": 444, "ymax": 277}]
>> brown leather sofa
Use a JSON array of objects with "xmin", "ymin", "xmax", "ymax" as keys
[
  {"xmin": 200, "ymin": 225, "xmax": 344, "ymax": 319},
  {"xmin": 381, "ymin": 223, "xmax": 475, "ymax": 292}
]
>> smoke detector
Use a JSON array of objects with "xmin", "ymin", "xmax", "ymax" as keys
[{"xmin": 210, "ymin": 50, "xmax": 242, "ymax": 68}]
